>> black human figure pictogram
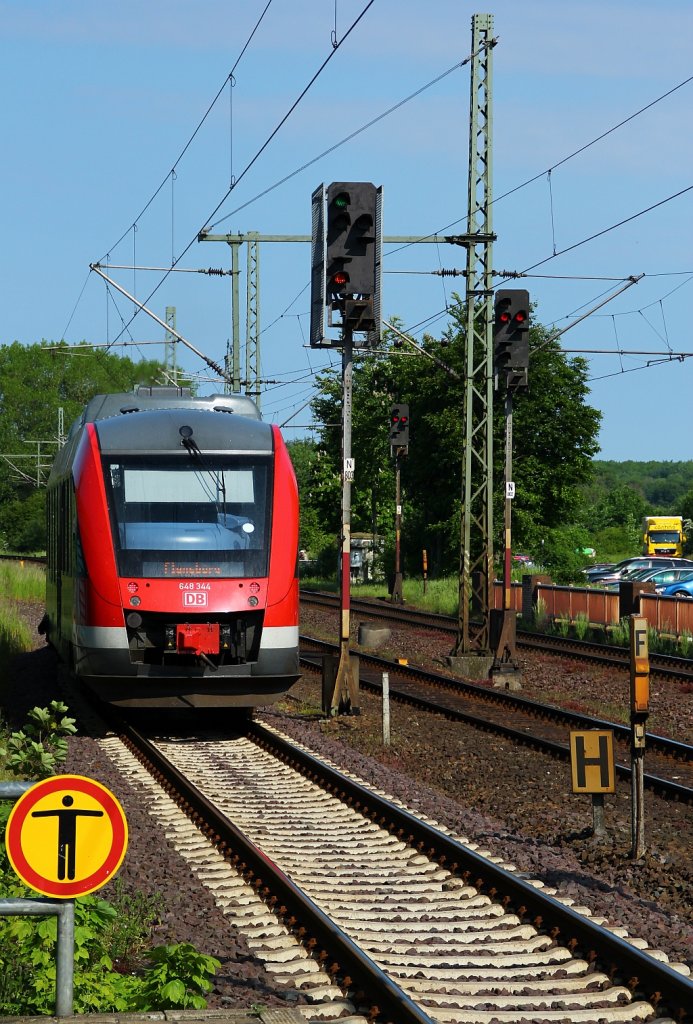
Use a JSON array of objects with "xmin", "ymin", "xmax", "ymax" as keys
[{"xmin": 31, "ymin": 795, "xmax": 104, "ymax": 880}]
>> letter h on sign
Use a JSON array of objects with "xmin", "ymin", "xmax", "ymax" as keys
[{"xmin": 570, "ymin": 731, "xmax": 615, "ymax": 793}]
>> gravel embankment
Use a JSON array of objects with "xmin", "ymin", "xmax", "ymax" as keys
[
  {"xmin": 293, "ymin": 602, "xmax": 693, "ymax": 968},
  {"xmin": 3, "ymin": 610, "xmax": 302, "ymax": 1011},
  {"xmin": 3, "ymin": 598, "xmax": 692, "ymax": 1012}
]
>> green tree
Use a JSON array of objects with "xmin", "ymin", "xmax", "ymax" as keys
[
  {"xmin": 678, "ymin": 489, "xmax": 693, "ymax": 555},
  {"xmin": 306, "ymin": 299, "xmax": 602, "ymax": 577},
  {"xmin": 585, "ymin": 460, "xmax": 693, "ymax": 512},
  {"xmin": 540, "ymin": 525, "xmax": 595, "ymax": 583},
  {"xmin": 0, "ymin": 342, "xmax": 168, "ymax": 551},
  {"xmin": 286, "ymin": 438, "xmax": 335, "ymax": 558},
  {"xmin": 582, "ymin": 483, "xmax": 649, "ymax": 533},
  {"xmin": 578, "ymin": 483, "xmax": 649, "ymax": 561}
]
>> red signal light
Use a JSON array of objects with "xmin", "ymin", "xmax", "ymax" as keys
[
  {"xmin": 332, "ymin": 271, "xmax": 348, "ymax": 287},
  {"xmin": 513, "ymin": 311, "xmax": 527, "ymax": 324},
  {"xmin": 499, "ymin": 311, "xmax": 511, "ymax": 324}
]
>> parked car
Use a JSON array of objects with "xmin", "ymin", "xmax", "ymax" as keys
[
  {"xmin": 602, "ymin": 566, "xmax": 693, "ymax": 592},
  {"xmin": 512, "ymin": 553, "xmax": 533, "ymax": 566},
  {"xmin": 582, "ymin": 562, "xmax": 615, "ymax": 581},
  {"xmin": 659, "ymin": 573, "xmax": 693, "ymax": 599},
  {"xmin": 586, "ymin": 556, "xmax": 693, "ymax": 586}
]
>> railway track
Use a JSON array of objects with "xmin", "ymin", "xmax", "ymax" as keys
[
  {"xmin": 301, "ymin": 589, "xmax": 693, "ymax": 683},
  {"xmin": 298, "ymin": 633, "xmax": 693, "ymax": 803},
  {"xmin": 94, "ymin": 714, "xmax": 692, "ymax": 1023}
]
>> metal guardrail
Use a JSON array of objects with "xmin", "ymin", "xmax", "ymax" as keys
[{"xmin": 0, "ymin": 781, "xmax": 75, "ymax": 1016}]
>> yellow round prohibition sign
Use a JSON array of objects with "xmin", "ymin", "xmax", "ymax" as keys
[{"xmin": 6, "ymin": 775, "xmax": 128, "ymax": 898}]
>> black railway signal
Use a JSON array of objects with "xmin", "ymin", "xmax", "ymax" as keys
[
  {"xmin": 310, "ymin": 181, "xmax": 382, "ymax": 347},
  {"xmin": 390, "ymin": 403, "xmax": 409, "ymax": 447},
  {"xmin": 326, "ymin": 182, "xmax": 378, "ymax": 299},
  {"xmin": 494, "ymin": 289, "xmax": 530, "ymax": 391},
  {"xmin": 326, "ymin": 187, "xmax": 352, "ymax": 299}
]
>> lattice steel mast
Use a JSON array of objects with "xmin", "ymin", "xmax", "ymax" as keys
[{"xmin": 452, "ymin": 14, "xmax": 496, "ymax": 662}]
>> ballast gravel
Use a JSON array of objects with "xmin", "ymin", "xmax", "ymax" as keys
[{"xmin": 4, "ymin": 600, "xmax": 692, "ymax": 1013}]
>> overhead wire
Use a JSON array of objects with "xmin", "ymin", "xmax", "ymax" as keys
[
  {"xmin": 202, "ymin": 0, "xmax": 377, "ymax": 231},
  {"xmin": 100, "ymin": 0, "xmax": 276, "ymax": 262},
  {"xmin": 513, "ymin": 185, "xmax": 693, "ymax": 278},
  {"xmin": 593, "ymin": 273, "xmax": 693, "ymax": 315},
  {"xmin": 60, "ymin": 271, "xmax": 92, "ymax": 341},
  {"xmin": 102, "ymin": 0, "xmax": 377, "ymax": 352},
  {"xmin": 85, "ymin": 25, "xmax": 692, "ymax": 403},
  {"xmin": 207, "ymin": 43, "xmax": 488, "ymax": 230},
  {"xmin": 384, "ymin": 72, "xmax": 693, "ymax": 259},
  {"xmin": 496, "ymin": 73, "xmax": 693, "ymax": 206},
  {"xmin": 589, "ymin": 354, "xmax": 691, "ymax": 383},
  {"xmin": 93, "ymin": 30, "xmax": 690, "ymax": 376}
]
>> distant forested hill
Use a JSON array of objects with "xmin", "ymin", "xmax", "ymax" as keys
[{"xmin": 587, "ymin": 461, "xmax": 693, "ymax": 510}]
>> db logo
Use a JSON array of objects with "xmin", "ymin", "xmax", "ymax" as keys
[{"xmin": 183, "ymin": 592, "xmax": 208, "ymax": 607}]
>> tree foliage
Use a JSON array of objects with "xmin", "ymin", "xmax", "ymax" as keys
[
  {"xmin": 587, "ymin": 460, "xmax": 693, "ymax": 509},
  {"xmin": 0, "ymin": 342, "xmax": 166, "ymax": 551},
  {"xmin": 305, "ymin": 298, "xmax": 602, "ymax": 577}
]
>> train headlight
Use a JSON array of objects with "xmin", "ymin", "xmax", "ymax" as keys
[
  {"xmin": 248, "ymin": 596, "xmax": 259, "ymax": 607},
  {"xmin": 129, "ymin": 596, "xmax": 141, "ymax": 607}
]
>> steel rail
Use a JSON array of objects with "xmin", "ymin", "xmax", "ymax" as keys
[
  {"xmin": 301, "ymin": 592, "xmax": 693, "ymax": 761},
  {"xmin": 300, "ymin": 633, "xmax": 692, "ymax": 764},
  {"xmin": 118, "ymin": 720, "xmax": 436, "ymax": 1024},
  {"xmin": 62, "ymin": 674, "xmax": 693, "ymax": 1020},
  {"xmin": 249, "ymin": 721, "xmax": 693, "ymax": 1021},
  {"xmin": 300, "ymin": 638, "xmax": 693, "ymax": 802},
  {"xmin": 301, "ymin": 588, "xmax": 693, "ymax": 683}
]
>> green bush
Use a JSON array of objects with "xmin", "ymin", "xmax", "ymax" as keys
[
  {"xmin": 540, "ymin": 525, "xmax": 595, "ymax": 584},
  {"xmin": 0, "ymin": 875, "xmax": 219, "ymax": 1014},
  {"xmin": 0, "ymin": 701, "xmax": 77, "ymax": 779},
  {"xmin": 134, "ymin": 943, "xmax": 221, "ymax": 1011},
  {"xmin": 0, "ymin": 705, "xmax": 221, "ymax": 1013}
]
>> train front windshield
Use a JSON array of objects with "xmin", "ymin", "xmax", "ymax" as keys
[{"xmin": 104, "ymin": 455, "xmax": 272, "ymax": 579}]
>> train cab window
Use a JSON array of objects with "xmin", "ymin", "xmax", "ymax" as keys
[{"xmin": 103, "ymin": 456, "xmax": 271, "ymax": 579}]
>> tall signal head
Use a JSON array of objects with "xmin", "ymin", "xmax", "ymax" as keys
[
  {"xmin": 493, "ymin": 289, "xmax": 530, "ymax": 391},
  {"xmin": 310, "ymin": 181, "xmax": 382, "ymax": 347},
  {"xmin": 389, "ymin": 403, "xmax": 410, "ymax": 447}
]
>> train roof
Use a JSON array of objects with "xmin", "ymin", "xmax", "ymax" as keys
[
  {"xmin": 75, "ymin": 387, "xmax": 260, "ymax": 431},
  {"xmin": 95, "ymin": 406, "xmax": 273, "ymax": 455},
  {"xmin": 49, "ymin": 388, "xmax": 273, "ymax": 484}
]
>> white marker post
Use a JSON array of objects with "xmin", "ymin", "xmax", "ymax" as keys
[{"xmin": 382, "ymin": 672, "xmax": 391, "ymax": 747}]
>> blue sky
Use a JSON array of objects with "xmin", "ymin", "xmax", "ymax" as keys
[{"xmin": 1, "ymin": 0, "xmax": 692, "ymax": 461}]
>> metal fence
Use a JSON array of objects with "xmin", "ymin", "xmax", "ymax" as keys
[
  {"xmin": 0, "ymin": 781, "xmax": 75, "ymax": 1016},
  {"xmin": 492, "ymin": 578, "xmax": 693, "ymax": 637}
]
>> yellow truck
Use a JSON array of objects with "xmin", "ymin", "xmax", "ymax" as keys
[{"xmin": 642, "ymin": 515, "xmax": 686, "ymax": 557}]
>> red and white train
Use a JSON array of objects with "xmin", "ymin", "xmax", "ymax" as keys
[{"xmin": 43, "ymin": 386, "xmax": 299, "ymax": 709}]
